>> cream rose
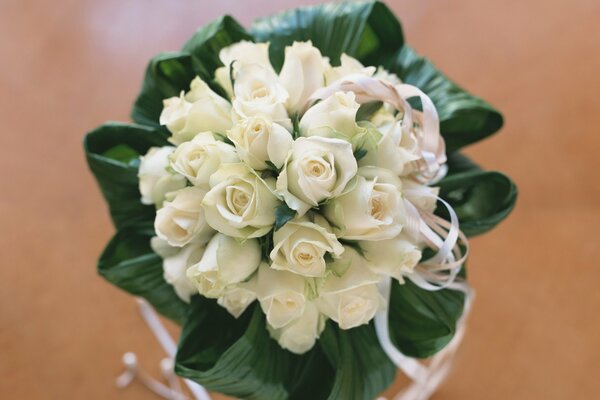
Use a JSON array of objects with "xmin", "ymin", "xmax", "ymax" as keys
[
  {"xmin": 267, "ymin": 301, "xmax": 325, "ymax": 354},
  {"xmin": 154, "ymin": 186, "xmax": 214, "ymax": 247},
  {"xmin": 151, "ymin": 237, "xmax": 205, "ymax": 302},
  {"xmin": 324, "ymin": 54, "xmax": 376, "ymax": 85},
  {"xmin": 256, "ymin": 263, "xmax": 306, "ymax": 329},
  {"xmin": 217, "ymin": 277, "xmax": 257, "ymax": 318},
  {"xmin": 315, "ymin": 247, "xmax": 383, "ymax": 329},
  {"xmin": 361, "ymin": 235, "xmax": 422, "ymax": 283},
  {"xmin": 402, "ymin": 179, "xmax": 440, "ymax": 214},
  {"xmin": 323, "ymin": 167, "xmax": 406, "ymax": 241},
  {"xmin": 359, "ymin": 119, "xmax": 420, "ymax": 176},
  {"xmin": 276, "ymin": 136, "xmax": 357, "ymax": 216},
  {"xmin": 214, "ymin": 41, "xmax": 274, "ymax": 98},
  {"xmin": 299, "ymin": 91, "xmax": 361, "ymax": 140},
  {"xmin": 278, "ymin": 41, "xmax": 326, "ymax": 113},
  {"xmin": 270, "ymin": 215, "xmax": 344, "ymax": 277},
  {"xmin": 227, "ymin": 117, "xmax": 293, "ymax": 170},
  {"xmin": 232, "ymin": 64, "xmax": 290, "ymax": 126},
  {"xmin": 202, "ymin": 163, "xmax": 279, "ymax": 238},
  {"xmin": 138, "ymin": 146, "xmax": 186, "ymax": 206},
  {"xmin": 170, "ymin": 132, "xmax": 238, "ymax": 187},
  {"xmin": 187, "ymin": 233, "xmax": 260, "ymax": 298},
  {"xmin": 160, "ymin": 77, "xmax": 232, "ymax": 145}
]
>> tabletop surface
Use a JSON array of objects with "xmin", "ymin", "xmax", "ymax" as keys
[{"xmin": 1, "ymin": 0, "xmax": 599, "ymax": 399}]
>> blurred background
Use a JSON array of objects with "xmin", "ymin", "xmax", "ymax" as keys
[{"xmin": 1, "ymin": 0, "xmax": 598, "ymax": 399}]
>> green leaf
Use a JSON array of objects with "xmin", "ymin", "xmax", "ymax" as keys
[
  {"xmin": 251, "ymin": 1, "xmax": 404, "ymax": 70},
  {"xmin": 355, "ymin": 101, "xmax": 383, "ymax": 122},
  {"xmin": 131, "ymin": 52, "xmax": 199, "ymax": 127},
  {"xmin": 176, "ymin": 300, "xmax": 335, "ymax": 399},
  {"xmin": 84, "ymin": 122, "xmax": 169, "ymax": 230},
  {"xmin": 274, "ymin": 202, "xmax": 296, "ymax": 231},
  {"xmin": 388, "ymin": 279, "xmax": 465, "ymax": 358},
  {"xmin": 445, "ymin": 151, "xmax": 480, "ymax": 175},
  {"xmin": 319, "ymin": 321, "xmax": 396, "ymax": 400},
  {"xmin": 98, "ymin": 228, "xmax": 188, "ymax": 323},
  {"xmin": 182, "ymin": 15, "xmax": 253, "ymax": 76},
  {"xmin": 438, "ymin": 169, "xmax": 518, "ymax": 237},
  {"xmin": 386, "ymin": 46, "xmax": 503, "ymax": 152}
]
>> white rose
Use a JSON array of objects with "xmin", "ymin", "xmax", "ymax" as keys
[
  {"xmin": 278, "ymin": 41, "xmax": 326, "ymax": 113},
  {"xmin": 214, "ymin": 41, "xmax": 274, "ymax": 98},
  {"xmin": 256, "ymin": 263, "xmax": 306, "ymax": 329},
  {"xmin": 187, "ymin": 233, "xmax": 261, "ymax": 298},
  {"xmin": 217, "ymin": 277, "xmax": 257, "ymax": 318},
  {"xmin": 160, "ymin": 77, "xmax": 232, "ymax": 145},
  {"xmin": 374, "ymin": 66, "xmax": 402, "ymax": 86},
  {"xmin": 154, "ymin": 186, "xmax": 214, "ymax": 247},
  {"xmin": 402, "ymin": 179, "xmax": 439, "ymax": 214},
  {"xmin": 267, "ymin": 301, "xmax": 325, "ymax": 354},
  {"xmin": 227, "ymin": 117, "xmax": 293, "ymax": 170},
  {"xmin": 324, "ymin": 54, "xmax": 376, "ymax": 85},
  {"xmin": 276, "ymin": 137, "xmax": 357, "ymax": 216},
  {"xmin": 138, "ymin": 146, "xmax": 186, "ymax": 206},
  {"xmin": 202, "ymin": 163, "xmax": 279, "ymax": 238},
  {"xmin": 299, "ymin": 91, "xmax": 361, "ymax": 139},
  {"xmin": 270, "ymin": 215, "xmax": 344, "ymax": 277},
  {"xmin": 232, "ymin": 64, "xmax": 290, "ymax": 126},
  {"xmin": 322, "ymin": 167, "xmax": 406, "ymax": 241},
  {"xmin": 359, "ymin": 119, "xmax": 420, "ymax": 176},
  {"xmin": 170, "ymin": 132, "xmax": 238, "ymax": 187},
  {"xmin": 315, "ymin": 247, "xmax": 383, "ymax": 329},
  {"xmin": 151, "ymin": 237, "xmax": 205, "ymax": 303},
  {"xmin": 361, "ymin": 235, "xmax": 421, "ymax": 283}
]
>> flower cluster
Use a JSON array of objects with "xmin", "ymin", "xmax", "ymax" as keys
[{"xmin": 139, "ymin": 40, "xmax": 439, "ymax": 354}]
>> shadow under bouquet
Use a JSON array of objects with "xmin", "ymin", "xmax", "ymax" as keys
[{"xmin": 85, "ymin": 1, "xmax": 517, "ymax": 399}]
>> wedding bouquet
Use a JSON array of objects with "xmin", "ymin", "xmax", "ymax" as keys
[{"xmin": 85, "ymin": 1, "xmax": 516, "ymax": 399}]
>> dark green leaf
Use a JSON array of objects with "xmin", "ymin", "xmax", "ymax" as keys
[
  {"xmin": 84, "ymin": 122, "xmax": 169, "ymax": 230},
  {"xmin": 176, "ymin": 300, "xmax": 335, "ymax": 399},
  {"xmin": 251, "ymin": 1, "xmax": 404, "ymax": 70},
  {"xmin": 388, "ymin": 279, "xmax": 465, "ymax": 358},
  {"xmin": 353, "ymin": 147, "xmax": 368, "ymax": 161},
  {"xmin": 319, "ymin": 321, "xmax": 396, "ymax": 400},
  {"xmin": 131, "ymin": 52, "xmax": 199, "ymax": 127},
  {"xmin": 98, "ymin": 228, "xmax": 188, "ymax": 323},
  {"xmin": 275, "ymin": 202, "xmax": 296, "ymax": 231},
  {"xmin": 182, "ymin": 16, "xmax": 253, "ymax": 75},
  {"xmin": 386, "ymin": 46, "xmax": 503, "ymax": 152},
  {"xmin": 438, "ymin": 170, "xmax": 518, "ymax": 236},
  {"xmin": 356, "ymin": 101, "xmax": 384, "ymax": 121},
  {"xmin": 445, "ymin": 151, "xmax": 480, "ymax": 175}
]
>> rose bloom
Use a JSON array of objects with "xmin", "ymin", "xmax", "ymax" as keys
[
  {"xmin": 361, "ymin": 235, "xmax": 422, "ymax": 283},
  {"xmin": 170, "ymin": 132, "xmax": 238, "ymax": 187},
  {"xmin": 160, "ymin": 77, "xmax": 232, "ymax": 145},
  {"xmin": 154, "ymin": 186, "xmax": 214, "ymax": 247},
  {"xmin": 270, "ymin": 215, "xmax": 344, "ymax": 277},
  {"xmin": 278, "ymin": 41, "xmax": 327, "ymax": 113},
  {"xmin": 217, "ymin": 278, "xmax": 257, "ymax": 318},
  {"xmin": 187, "ymin": 233, "xmax": 261, "ymax": 298},
  {"xmin": 324, "ymin": 53, "xmax": 376, "ymax": 85},
  {"xmin": 323, "ymin": 167, "xmax": 406, "ymax": 241},
  {"xmin": 227, "ymin": 117, "xmax": 293, "ymax": 170},
  {"xmin": 315, "ymin": 247, "xmax": 383, "ymax": 329},
  {"xmin": 138, "ymin": 146, "xmax": 186, "ymax": 206},
  {"xmin": 267, "ymin": 301, "xmax": 325, "ymax": 354},
  {"xmin": 202, "ymin": 163, "xmax": 279, "ymax": 238},
  {"xmin": 256, "ymin": 263, "xmax": 306, "ymax": 329},
  {"xmin": 277, "ymin": 136, "xmax": 357, "ymax": 216},
  {"xmin": 299, "ymin": 91, "xmax": 361, "ymax": 140}
]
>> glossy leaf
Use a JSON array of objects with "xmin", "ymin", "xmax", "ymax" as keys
[
  {"xmin": 98, "ymin": 228, "xmax": 188, "ymax": 323},
  {"xmin": 386, "ymin": 46, "xmax": 503, "ymax": 152},
  {"xmin": 388, "ymin": 279, "xmax": 465, "ymax": 358},
  {"xmin": 176, "ymin": 300, "xmax": 335, "ymax": 399},
  {"xmin": 84, "ymin": 122, "xmax": 168, "ymax": 230},
  {"xmin": 438, "ymin": 169, "xmax": 517, "ymax": 236},
  {"xmin": 251, "ymin": 1, "xmax": 404, "ymax": 70},
  {"xmin": 319, "ymin": 321, "xmax": 396, "ymax": 400}
]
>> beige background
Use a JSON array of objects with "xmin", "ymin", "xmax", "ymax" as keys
[{"xmin": 1, "ymin": 0, "xmax": 599, "ymax": 399}]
